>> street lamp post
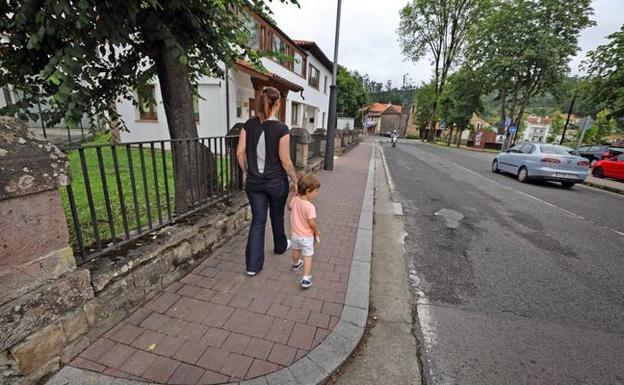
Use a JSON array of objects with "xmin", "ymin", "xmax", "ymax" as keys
[
  {"xmin": 324, "ymin": 0, "xmax": 342, "ymax": 171},
  {"xmin": 560, "ymin": 91, "xmax": 577, "ymax": 145}
]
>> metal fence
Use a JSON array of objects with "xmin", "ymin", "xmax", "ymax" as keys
[{"xmin": 60, "ymin": 136, "xmax": 242, "ymax": 264}]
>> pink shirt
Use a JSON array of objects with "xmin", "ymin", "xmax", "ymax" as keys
[{"xmin": 289, "ymin": 196, "xmax": 317, "ymax": 237}]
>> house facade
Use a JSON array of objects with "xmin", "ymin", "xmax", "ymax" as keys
[
  {"xmin": 363, "ymin": 102, "xmax": 403, "ymax": 135},
  {"xmin": 118, "ymin": 8, "xmax": 333, "ymax": 143},
  {"xmin": 522, "ymin": 115, "xmax": 551, "ymax": 143}
]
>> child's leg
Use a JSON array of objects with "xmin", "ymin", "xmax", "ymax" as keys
[
  {"xmin": 292, "ymin": 248, "xmax": 302, "ymax": 264},
  {"xmin": 303, "ymin": 255, "xmax": 313, "ymax": 277}
]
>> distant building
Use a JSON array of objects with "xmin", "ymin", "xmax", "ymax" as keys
[
  {"xmin": 522, "ymin": 115, "xmax": 552, "ymax": 143},
  {"xmin": 469, "ymin": 113, "xmax": 491, "ymax": 131},
  {"xmin": 363, "ymin": 102, "xmax": 403, "ymax": 134}
]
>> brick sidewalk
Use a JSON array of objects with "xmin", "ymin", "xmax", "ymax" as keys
[{"xmin": 70, "ymin": 142, "xmax": 373, "ymax": 384}]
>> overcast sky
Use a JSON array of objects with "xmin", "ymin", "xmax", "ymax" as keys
[{"xmin": 270, "ymin": 0, "xmax": 624, "ymax": 88}]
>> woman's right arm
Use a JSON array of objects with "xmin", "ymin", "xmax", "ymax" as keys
[
  {"xmin": 278, "ymin": 134, "xmax": 298, "ymax": 193},
  {"xmin": 236, "ymin": 128, "xmax": 247, "ymax": 173}
]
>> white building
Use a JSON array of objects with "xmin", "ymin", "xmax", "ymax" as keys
[
  {"xmin": 522, "ymin": 115, "xmax": 551, "ymax": 143},
  {"xmin": 117, "ymin": 9, "xmax": 333, "ymax": 143}
]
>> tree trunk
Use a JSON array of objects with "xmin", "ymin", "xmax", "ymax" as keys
[
  {"xmin": 498, "ymin": 88, "xmax": 507, "ymax": 135},
  {"xmin": 456, "ymin": 128, "xmax": 461, "ymax": 148},
  {"xmin": 155, "ymin": 44, "xmax": 214, "ymax": 213},
  {"xmin": 447, "ymin": 126, "xmax": 453, "ymax": 146},
  {"xmin": 427, "ymin": 100, "xmax": 438, "ymax": 142}
]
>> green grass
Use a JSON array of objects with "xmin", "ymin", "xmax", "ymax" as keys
[{"xmin": 61, "ymin": 136, "xmax": 234, "ymax": 253}]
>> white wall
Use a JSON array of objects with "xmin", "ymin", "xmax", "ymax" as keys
[{"xmin": 337, "ymin": 117, "xmax": 354, "ymax": 130}]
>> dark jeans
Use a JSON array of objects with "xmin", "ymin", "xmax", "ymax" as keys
[{"xmin": 245, "ymin": 177, "xmax": 289, "ymax": 273}]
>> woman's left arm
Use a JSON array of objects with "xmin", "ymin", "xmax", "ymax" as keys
[
  {"xmin": 279, "ymin": 134, "xmax": 298, "ymax": 194},
  {"xmin": 236, "ymin": 128, "xmax": 247, "ymax": 173}
]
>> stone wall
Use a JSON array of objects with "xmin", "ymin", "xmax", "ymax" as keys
[{"xmin": 1, "ymin": 192, "xmax": 250, "ymax": 385}]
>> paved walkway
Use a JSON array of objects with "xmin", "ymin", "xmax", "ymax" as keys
[
  {"xmin": 584, "ymin": 174, "xmax": 624, "ymax": 194},
  {"xmin": 64, "ymin": 143, "xmax": 372, "ymax": 384}
]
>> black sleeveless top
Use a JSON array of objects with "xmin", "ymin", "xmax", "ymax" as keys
[{"xmin": 244, "ymin": 117, "xmax": 290, "ymax": 184}]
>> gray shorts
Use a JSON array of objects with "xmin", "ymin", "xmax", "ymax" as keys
[{"xmin": 291, "ymin": 236, "xmax": 315, "ymax": 257}]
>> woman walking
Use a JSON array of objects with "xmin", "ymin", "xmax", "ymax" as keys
[{"xmin": 236, "ymin": 87, "xmax": 298, "ymax": 276}]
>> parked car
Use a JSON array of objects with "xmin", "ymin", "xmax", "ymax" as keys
[
  {"xmin": 591, "ymin": 153, "xmax": 624, "ymax": 180},
  {"xmin": 492, "ymin": 143, "xmax": 590, "ymax": 188},
  {"xmin": 577, "ymin": 145, "xmax": 624, "ymax": 164}
]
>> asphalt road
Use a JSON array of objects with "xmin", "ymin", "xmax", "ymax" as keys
[{"xmin": 381, "ymin": 140, "xmax": 624, "ymax": 385}]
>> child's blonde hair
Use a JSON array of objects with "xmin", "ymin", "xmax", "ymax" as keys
[{"xmin": 297, "ymin": 174, "xmax": 321, "ymax": 196}]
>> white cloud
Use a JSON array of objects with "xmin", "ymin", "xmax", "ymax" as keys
[{"xmin": 269, "ymin": 0, "xmax": 623, "ymax": 86}]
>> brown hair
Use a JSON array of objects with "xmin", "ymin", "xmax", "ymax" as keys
[
  {"xmin": 257, "ymin": 87, "xmax": 281, "ymax": 123},
  {"xmin": 297, "ymin": 174, "xmax": 321, "ymax": 196}
]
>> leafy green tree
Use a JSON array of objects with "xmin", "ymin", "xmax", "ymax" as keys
[
  {"xmin": 583, "ymin": 24, "xmax": 624, "ymax": 118},
  {"xmin": 398, "ymin": 0, "xmax": 488, "ymax": 141},
  {"xmin": 412, "ymin": 81, "xmax": 436, "ymax": 139},
  {"xmin": 336, "ymin": 66, "xmax": 369, "ymax": 118},
  {"xmin": 585, "ymin": 109, "xmax": 617, "ymax": 144},
  {"xmin": 0, "ymin": 0, "xmax": 298, "ymax": 211},
  {"xmin": 466, "ymin": 0, "xmax": 594, "ymax": 137},
  {"xmin": 547, "ymin": 112, "xmax": 564, "ymax": 143},
  {"xmin": 438, "ymin": 66, "xmax": 484, "ymax": 145}
]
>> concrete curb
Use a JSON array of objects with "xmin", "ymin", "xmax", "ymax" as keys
[
  {"xmin": 46, "ymin": 144, "xmax": 376, "ymax": 385},
  {"xmin": 582, "ymin": 180, "xmax": 624, "ymax": 195}
]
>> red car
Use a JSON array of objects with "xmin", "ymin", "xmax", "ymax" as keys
[{"xmin": 591, "ymin": 153, "xmax": 624, "ymax": 180}]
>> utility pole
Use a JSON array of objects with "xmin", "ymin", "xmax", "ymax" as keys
[
  {"xmin": 324, "ymin": 0, "xmax": 342, "ymax": 171},
  {"xmin": 560, "ymin": 91, "xmax": 577, "ymax": 145}
]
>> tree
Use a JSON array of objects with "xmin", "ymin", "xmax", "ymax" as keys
[
  {"xmin": 583, "ymin": 24, "xmax": 624, "ymax": 118},
  {"xmin": 466, "ymin": 0, "xmax": 594, "ymax": 140},
  {"xmin": 398, "ymin": 0, "xmax": 487, "ymax": 141},
  {"xmin": 336, "ymin": 66, "xmax": 369, "ymax": 118},
  {"xmin": 412, "ymin": 81, "xmax": 436, "ymax": 138},
  {"xmin": 585, "ymin": 109, "xmax": 617, "ymax": 144},
  {"xmin": 438, "ymin": 66, "xmax": 484, "ymax": 145},
  {"xmin": 0, "ymin": 0, "xmax": 298, "ymax": 212},
  {"xmin": 547, "ymin": 112, "xmax": 564, "ymax": 143}
]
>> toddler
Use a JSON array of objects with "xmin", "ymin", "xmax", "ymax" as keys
[{"xmin": 288, "ymin": 174, "xmax": 321, "ymax": 289}]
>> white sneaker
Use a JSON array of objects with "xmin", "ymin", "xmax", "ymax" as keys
[
  {"xmin": 292, "ymin": 259, "xmax": 304, "ymax": 271},
  {"xmin": 246, "ymin": 271, "xmax": 256, "ymax": 276}
]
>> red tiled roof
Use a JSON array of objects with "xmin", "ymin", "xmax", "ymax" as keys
[
  {"xmin": 293, "ymin": 40, "xmax": 333, "ymax": 71},
  {"xmin": 366, "ymin": 103, "xmax": 402, "ymax": 115},
  {"xmin": 527, "ymin": 115, "xmax": 551, "ymax": 125},
  {"xmin": 235, "ymin": 59, "xmax": 303, "ymax": 92}
]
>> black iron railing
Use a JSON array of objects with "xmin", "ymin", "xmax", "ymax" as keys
[{"xmin": 60, "ymin": 136, "xmax": 242, "ymax": 264}]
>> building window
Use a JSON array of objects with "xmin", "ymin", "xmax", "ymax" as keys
[
  {"xmin": 192, "ymin": 85, "xmax": 200, "ymax": 122},
  {"xmin": 294, "ymin": 52, "xmax": 305, "ymax": 77},
  {"xmin": 273, "ymin": 35, "xmax": 286, "ymax": 60},
  {"xmin": 138, "ymin": 85, "xmax": 157, "ymax": 121},
  {"xmin": 308, "ymin": 64, "xmax": 320, "ymax": 89},
  {"xmin": 291, "ymin": 102, "xmax": 300, "ymax": 126},
  {"xmin": 324, "ymin": 76, "xmax": 328, "ymax": 94},
  {"xmin": 322, "ymin": 112, "xmax": 326, "ymax": 128},
  {"xmin": 243, "ymin": 13, "xmax": 262, "ymax": 50}
]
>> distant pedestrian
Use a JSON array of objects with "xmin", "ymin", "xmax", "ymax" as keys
[
  {"xmin": 288, "ymin": 174, "xmax": 321, "ymax": 289},
  {"xmin": 236, "ymin": 87, "xmax": 298, "ymax": 276}
]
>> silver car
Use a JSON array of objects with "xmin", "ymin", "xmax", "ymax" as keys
[{"xmin": 492, "ymin": 143, "xmax": 590, "ymax": 188}]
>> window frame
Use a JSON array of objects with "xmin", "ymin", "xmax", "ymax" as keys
[
  {"xmin": 192, "ymin": 85, "xmax": 200, "ymax": 123},
  {"xmin": 308, "ymin": 64, "xmax": 320, "ymax": 89},
  {"xmin": 291, "ymin": 102, "xmax": 300, "ymax": 126},
  {"xmin": 138, "ymin": 85, "xmax": 158, "ymax": 121},
  {"xmin": 242, "ymin": 10, "xmax": 307, "ymax": 78}
]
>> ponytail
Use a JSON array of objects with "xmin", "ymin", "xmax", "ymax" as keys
[{"xmin": 257, "ymin": 87, "xmax": 280, "ymax": 123}]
